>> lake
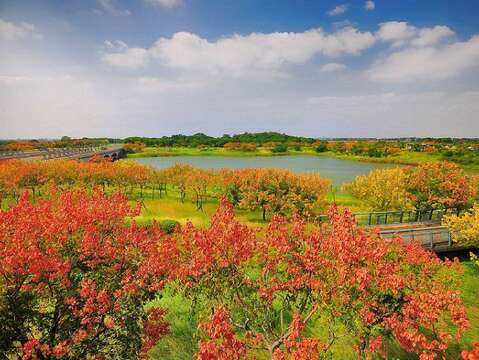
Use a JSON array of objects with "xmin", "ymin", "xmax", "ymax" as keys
[{"xmin": 133, "ymin": 155, "xmax": 398, "ymax": 187}]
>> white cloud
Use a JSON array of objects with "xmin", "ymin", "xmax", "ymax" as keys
[
  {"xmin": 411, "ymin": 25, "xmax": 454, "ymax": 47},
  {"xmin": 377, "ymin": 22, "xmax": 456, "ymax": 48},
  {"xmin": 328, "ymin": 4, "xmax": 350, "ymax": 16},
  {"xmin": 332, "ymin": 20, "xmax": 355, "ymax": 29},
  {"xmin": 102, "ymin": 27, "xmax": 376, "ymax": 75},
  {"xmin": 104, "ymin": 39, "xmax": 128, "ymax": 51},
  {"xmin": 0, "ymin": 18, "xmax": 41, "ymax": 41},
  {"xmin": 307, "ymin": 92, "xmax": 397, "ymax": 106},
  {"xmin": 376, "ymin": 21, "xmax": 417, "ymax": 47},
  {"xmin": 102, "ymin": 46, "xmax": 149, "ymax": 69},
  {"xmin": 98, "ymin": 0, "xmax": 115, "ymax": 12},
  {"xmin": 365, "ymin": 1, "xmax": 375, "ymax": 11},
  {"xmin": 366, "ymin": 35, "xmax": 479, "ymax": 82},
  {"xmin": 136, "ymin": 77, "xmax": 205, "ymax": 92},
  {"xmin": 320, "ymin": 62, "xmax": 346, "ymax": 73},
  {"xmin": 145, "ymin": 0, "xmax": 182, "ymax": 8},
  {"xmin": 0, "ymin": 75, "xmax": 32, "ymax": 85},
  {"xmin": 95, "ymin": 0, "xmax": 131, "ymax": 16}
]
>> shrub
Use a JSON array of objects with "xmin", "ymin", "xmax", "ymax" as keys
[
  {"xmin": 160, "ymin": 219, "xmax": 180, "ymax": 234},
  {"xmin": 271, "ymin": 143, "xmax": 288, "ymax": 153},
  {"xmin": 315, "ymin": 142, "xmax": 328, "ymax": 152},
  {"xmin": 367, "ymin": 147, "xmax": 383, "ymax": 157},
  {"xmin": 223, "ymin": 142, "xmax": 257, "ymax": 151},
  {"xmin": 123, "ymin": 142, "xmax": 146, "ymax": 153},
  {"xmin": 443, "ymin": 203, "xmax": 479, "ymax": 247}
]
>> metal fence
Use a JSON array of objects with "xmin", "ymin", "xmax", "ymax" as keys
[
  {"xmin": 319, "ymin": 207, "xmax": 464, "ymax": 226},
  {"xmin": 379, "ymin": 226, "xmax": 452, "ymax": 250}
]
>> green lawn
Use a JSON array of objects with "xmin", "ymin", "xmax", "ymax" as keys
[
  {"xmin": 132, "ymin": 186, "xmax": 366, "ymax": 227},
  {"xmin": 135, "ymin": 194, "xmax": 265, "ymax": 228}
]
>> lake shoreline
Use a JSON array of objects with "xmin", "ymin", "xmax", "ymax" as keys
[
  {"xmin": 132, "ymin": 154, "xmax": 399, "ymax": 187},
  {"xmin": 127, "ymin": 148, "xmax": 479, "ymax": 173},
  {"xmin": 127, "ymin": 148, "xmax": 420, "ymax": 166}
]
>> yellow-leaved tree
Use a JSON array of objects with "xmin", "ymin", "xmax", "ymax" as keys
[
  {"xmin": 443, "ymin": 203, "xmax": 479, "ymax": 247},
  {"xmin": 343, "ymin": 167, "xmax": 412, "ymax": 211}
]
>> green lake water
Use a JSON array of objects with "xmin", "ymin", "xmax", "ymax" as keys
[{"xmin": 133, "ymin": 155, "xmax": 398, "ymax": 187}]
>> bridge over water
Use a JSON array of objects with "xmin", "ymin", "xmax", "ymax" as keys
[{"xmin": 0, "ymin": 145, "xmax": 126, "ymax": 162}]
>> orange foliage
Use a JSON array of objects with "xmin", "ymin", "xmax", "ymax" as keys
[
  {"xmin": 223, "ymin": 142, "xmax": 257, "ymax": 151},
  {"xmin": 406, "ymin": 161, "xmax": 476, "ymax": 209},
  {"xmin": 123, "ymin": 142, "xmax": 146, "ymax": 153},
  {"xmin": 223, "ymin": 168, "xmax": 330, "ymax": 220}
]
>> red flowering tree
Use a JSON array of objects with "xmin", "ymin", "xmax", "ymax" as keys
[
  {"xmin": 170, "ymin": 199, "xmax": 469, "ymax": 359},
  {"xmin": 222, "ymin": 168, "xmax": 330, "ymax": 221},
  {"xmin": 0, "ymin": 189, "xmax": 171, "ymax": 358},
  {"xmin": 406, "ymin": 161, "xmax": 476, "ymax": 210}
]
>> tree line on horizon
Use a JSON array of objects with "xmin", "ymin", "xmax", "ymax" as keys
[
  {"xmin": 124, "ymin": 132, "xmax": 317, "ymax": 148},
  {"xmin": 2, "ymin": 132, "xmax": 479, "ymax": 150}
]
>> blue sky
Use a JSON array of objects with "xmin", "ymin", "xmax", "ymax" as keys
[{"xmin": 1, "ymin": 0, "xmax": 479, "ymax": 138}]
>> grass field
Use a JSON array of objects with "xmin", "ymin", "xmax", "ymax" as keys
[
  {"xmin": 132, "ymin": 186, "xmax": 367, "ymax": 228},
  {"xmin": 136, "ymin": 195, "xmax": 265, "ymax": 228}
]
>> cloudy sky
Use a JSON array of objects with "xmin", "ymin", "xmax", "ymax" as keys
[{"xmin": 1, "ymin": 0, "xmax": 479, "ymax": 139}]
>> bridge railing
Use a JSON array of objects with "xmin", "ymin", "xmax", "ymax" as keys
[
  {"xmin": 318, "ymin": 207, "xmax": 465, "ymax": 226},
  {"xmin": 379, "ymin": 226, "xmax": 452, "ymax": 250},
  {"xmin": 0, "ymin": 146, "xmax": 109, "ymax": 161}
]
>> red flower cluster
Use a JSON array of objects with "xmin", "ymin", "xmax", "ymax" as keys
[
  {"xmin": 462, "ymin": 342, "xmax": 479, "ymax": 360},
  {"xmin": 190, "ymin": 203, "xmax": 471, "ymax": 359},
  {"xmin": 197, "ymin": 306, "xmax": 249, "ymax": 360},
  {"xmin": 406, "ymin": 161, "xmax": 476, "ymax": 209},
  {"xmin": 0, "ymin": 189, "xmax": 169, "ymax": 358}
]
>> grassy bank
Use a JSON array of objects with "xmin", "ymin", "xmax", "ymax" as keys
[
  {"xmin": 127, "ymin": 146, "xmax": 437, "ymax": 163},
  {"xmin": 127, "ymin": 146, "xmax": 329, "ymax": 158},
  {"xmin": 318, "ymin": 151, "xmax": 442, "ymax": 165},
  {"xmin": 321, "ymin": 151, "xmax": 479, "ymax": 174},
  {"xmin": 127, "ymin": 146, "xmax": 278, "ymax": 158}
]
